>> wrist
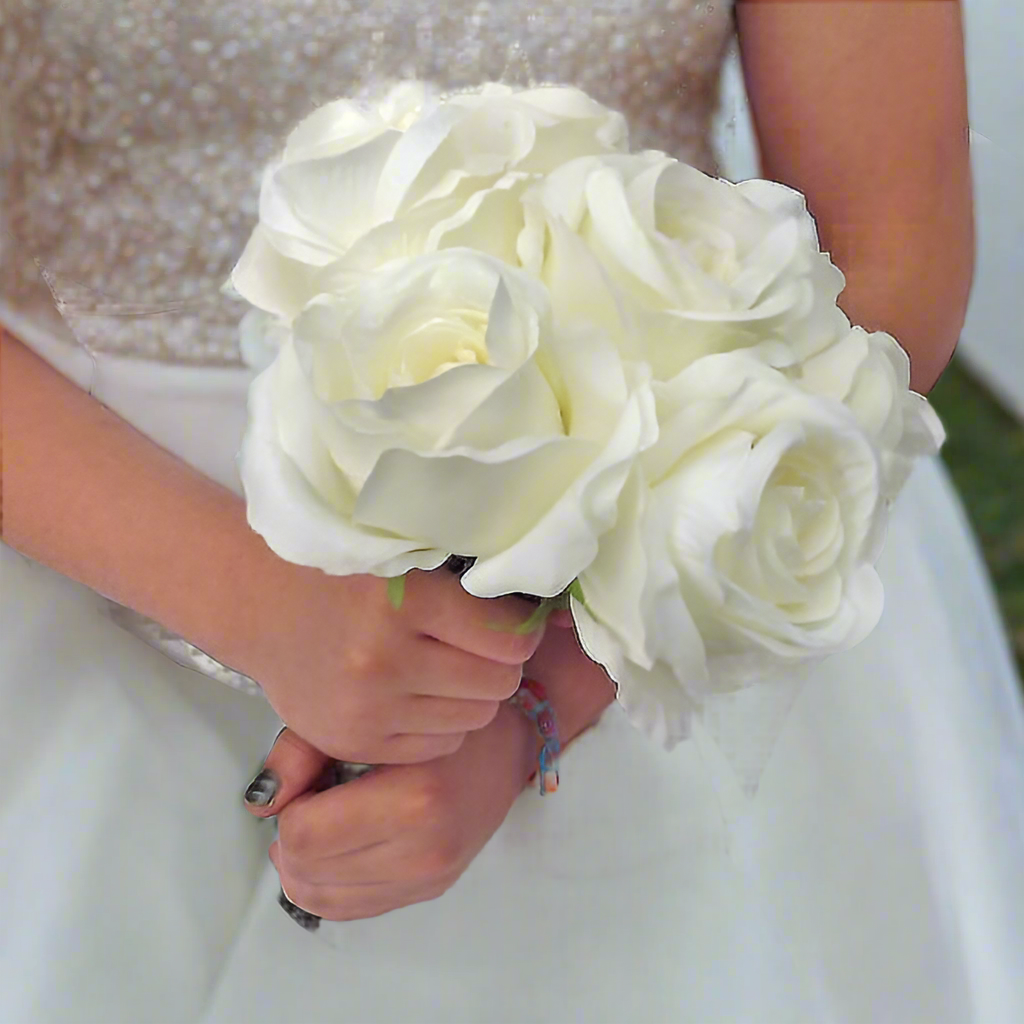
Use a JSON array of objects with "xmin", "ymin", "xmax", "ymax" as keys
[
  {"xmin": 492, "ymin": 700, "xmax": 544, "ymax": 793},
  {"xmin": 538, "ymin": 652, "xmax": 616, "ymax": 750}
]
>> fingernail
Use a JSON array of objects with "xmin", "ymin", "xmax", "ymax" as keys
[
  {"xmin": 278, "ymin": 888, "xmax": 321, "ymax": 932},
  {"xmin": 443, "ymin": 554, "xmax": 476, "ymax": 576},
  {"xmin": 244, "ymin": 768, "xmax": 280, "ymax": 808}
]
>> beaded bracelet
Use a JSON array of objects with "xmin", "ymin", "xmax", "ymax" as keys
[{"xmin": 508, "ymin": 678, "xmax": 561, "ymax": 795}]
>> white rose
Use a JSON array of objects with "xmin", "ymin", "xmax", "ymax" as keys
[
  {"xmin": 230, "ymin": 83, "xmax": 628, "ymax": 326},
  {"xmin": 240, "ymin": 248, "xmax": 656, "ymax": 597},
  {"xmin": 571, "ymin": 351, "xmax": 886, "ymax": 748},
  {"xmin": 522, "ymin": 152, "xmax": 850, "ymax": 381},
  {"xmin": 795, "ymin": 322, "xmax": 945, "ymax": 499}
]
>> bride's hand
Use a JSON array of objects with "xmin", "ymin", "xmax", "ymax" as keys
[
  {"xmin": 244, "ymin": 624, "xmax": 615, "ymax": 923},
  {"xmin": 234, "ymin": 563, "xmax": 549, "ymax": 766},
  {"xmin": 249, "ymin": 713, "xmax": 537, "ymax": 922}
]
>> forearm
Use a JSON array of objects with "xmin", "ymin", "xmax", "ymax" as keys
[
  {"xmin": 500, "ymin": 680, "xmax": 616, "ymax": 793},
  {"xmin": 737, "ymin": 0, "xmax": 975, "ymax": 395},
  {"xmin": 0, "ymin": 329, "xmax": 278, "ymax": 667},
  {"xmin": 548, "ymin": 666, "xmax": 616, "ymax": 751},
  {"xmin": 755, "ymin": 77, "xmax": 975, "ymax": 395},
  {"xmin": 823, "ymin": 221, "xmax": 974, "ymax": 395},
  {"xmin": 504, "ymin": 625, "xmax": 617, "ymax": 787}
]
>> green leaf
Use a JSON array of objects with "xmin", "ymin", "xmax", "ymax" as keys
[
  {"xmin": 387, "ymin": 574, "xmax": 407, "ymax": 611},
  {"xmin": 485, "ymin": 580, "xmax": 580, "ymax": 634},
  {"xmin": 513, "ymin": 600, "xmax": 556, "ymax": 635},
  {"xmin": 567, "ymin": 578, "xmax": 594, "ymax": 617}
]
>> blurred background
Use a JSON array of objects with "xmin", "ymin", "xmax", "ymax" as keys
[{"xmin": 715, "ymin": 0, "xmax": 1024, "ymax": 679}]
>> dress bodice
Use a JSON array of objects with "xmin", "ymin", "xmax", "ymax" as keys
[{"xmin": 1, "ymin": 0, "xmax": 736, "ymax": 364}]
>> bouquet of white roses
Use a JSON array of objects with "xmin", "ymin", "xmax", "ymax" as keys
[{"xmin": 231, "ymin": 81, "xmax": 943, "ymax": 750}]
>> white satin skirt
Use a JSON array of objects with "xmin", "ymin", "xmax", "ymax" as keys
[{"xmin": 3, "ymin": 331, "xmax": 1024, "ymax": 1023}]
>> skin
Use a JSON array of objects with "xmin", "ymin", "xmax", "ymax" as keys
[
  {"xmin": 250, "ymin": 622, "xmax": 615, "ymax": 923},
  {"xmin": 735, "ymin": 0, "xmax": 974, "ymax": 393},
  {"xmin": 1, "ymin": 1, "xmax": 974, "ymax": 922}
]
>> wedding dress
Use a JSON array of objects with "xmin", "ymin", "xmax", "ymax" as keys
[{"xmin": 3, "ymin": 2, "xmax": 1024, "ymax": 1021}]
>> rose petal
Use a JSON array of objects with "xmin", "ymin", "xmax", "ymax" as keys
[
  {"xmin": 283, "ymin": 100, "xmax": 386, "ymax": 161},
  {"xmin": 241, "ymin": 363, "xmax": 440, "ymax": 576},
  {"xmin": 463, "ymin": 370, "xmax": 657, "ymax": 598},
  {"xmin": 267, "ymin": 130, "xmax": 402, "ymax": 258},
  {"xmin": 230, "ymin": 225, "xmax": 321, "ymax": 321},
  {"xmin": 353, "ymin": 435, "xmax": 595, "ymax": 558},
  {"xmin": 271, "ymin": 339, "xmax": 356, "ymax": 512},
  {"xmin": 573, "ymin": 467, "xmax": 652, "ymax": 666},
  {"xmin": 373, "ymin": 105, "xmax": 481, "ymax": 218},
  {"xmin": 445, "ymin": 358, "xmax": 564, "ymax": 450},
  {"xmin": 573, "ymin": 605, "xmax": 698, "ymax": 751},
  {"xmin": 583, "ymin": 165, "xmax": 677, "ymax": 301}
]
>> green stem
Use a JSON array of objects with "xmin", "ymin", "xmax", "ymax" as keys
[
  {"xmin": 387, "ymin": 574, "xmax": 407, "ymax": 611},
  {"xmin": 488, "ymin": 586, "xmax": 575, "ymax": 634}
]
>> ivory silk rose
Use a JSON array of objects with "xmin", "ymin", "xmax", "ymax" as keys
[
  {"xmin": 571, "ymin": 352, "xmax": 899, "ymax": 746},
  {"xmin": 571, "ymin": 335, "xmax": 943, "ymax": 746},
  {"xmin": 240, "ymin": 249, "xmax": 656, "ymax": 599},
  {"xmin": 796, "ymin": 321, "xmax": 945, "ymax": 501},
  {"xmin": 230, "ymin": 81, "xmax": 628, "ymax": 329},
  {"xmin": 520, "ymin": 151, "xmax": 851, "ymax": 379}
]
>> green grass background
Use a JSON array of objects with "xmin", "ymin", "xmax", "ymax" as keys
[{"xmin": 929, "ymin": 358, "xmax": 1024, "ymax": 679}]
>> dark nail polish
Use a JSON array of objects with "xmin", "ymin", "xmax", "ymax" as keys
[
  {"xmin": 443, "ymin": 554, "xmax": 476, "ymax": 576},
  {"xmin": 244, "ymin": 768, "xmax": 280, "ymax": 807},
  {"xmin": 278, "ymin": 888, "xmax": 321, "ymax": 932}
]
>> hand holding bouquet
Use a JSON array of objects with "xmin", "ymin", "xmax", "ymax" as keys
[{"xmin": 232, "ymin": 81, "xmax": 943, "ymax": 750}]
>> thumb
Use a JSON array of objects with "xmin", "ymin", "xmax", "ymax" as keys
[{"xmin": 243, "ymin": 727, "xmax": 333, "ymax": 818}]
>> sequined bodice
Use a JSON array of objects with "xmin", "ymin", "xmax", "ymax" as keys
[{"xmin": 1, "ymin": 0, "xmax": 735, "ymax": 364}]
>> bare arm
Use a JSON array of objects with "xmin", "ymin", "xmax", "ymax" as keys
[
  {"xmin": 0, "ymin": 329, "xmax": 610, "ymax": 753},
  {"xmin": 735, "ymin": 0, "xmax": 975, "ymax": 392},
  {"xmin": 0, "ymin": 328, "xmax": 270, "ymax": 666}
]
